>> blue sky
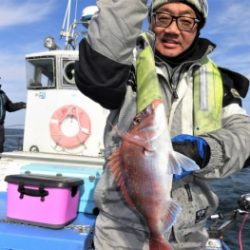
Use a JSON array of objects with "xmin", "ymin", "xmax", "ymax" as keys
[{"xmin": 0, "ymin": 0, "xmax": 249, "ymax": 127}]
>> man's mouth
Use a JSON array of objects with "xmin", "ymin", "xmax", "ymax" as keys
[{"xmin": 161, "ymin": 38, "xmax": 179, "ymax": 45}]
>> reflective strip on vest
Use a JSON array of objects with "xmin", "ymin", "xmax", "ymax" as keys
[{"xmin": 193, "ymin": 58, "xmax": 223, "ymax": 135}]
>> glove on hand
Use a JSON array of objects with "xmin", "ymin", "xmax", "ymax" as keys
[
  {"xmin": 172, "ymin": 134, "xmax": 211, "ymax": 169},
  {"xmin": 21, "ymin": 102, "xmax": 26, "ymax": 109}
]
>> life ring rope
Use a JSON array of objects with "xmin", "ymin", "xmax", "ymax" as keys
[
  {"xmin": 49, "ymin": 104, "xmax": 91, "ymax": 149},
  {"xmin": 74, "ymin": 107, "xmax": 90, "ymax": 134}
]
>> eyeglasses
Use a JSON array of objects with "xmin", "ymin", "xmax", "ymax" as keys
[{"xmin": 153, "ymin": 12, "xmax": 200, "ymax": 32}]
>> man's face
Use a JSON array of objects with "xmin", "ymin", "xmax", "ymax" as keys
[{"xmin": 151, "ymin": 3, "xmax": 199, "ymax": 58}]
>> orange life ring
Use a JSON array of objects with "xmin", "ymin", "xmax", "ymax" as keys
[{"xmin": 49, "ymin": 104, "xmax": 91, "ymax": 149}]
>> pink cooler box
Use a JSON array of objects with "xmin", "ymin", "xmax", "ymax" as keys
[{"xmin": 4, "ymin": 173, "xmax": 83, "ymax": 229}]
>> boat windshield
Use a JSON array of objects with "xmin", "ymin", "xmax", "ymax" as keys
[{"xmin": 26, "ymin": 57, "xmax": 56, "ymax": 89}]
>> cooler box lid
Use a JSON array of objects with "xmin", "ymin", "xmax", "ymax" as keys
[{"xmin": 4, "ymin": 174, "xmax": 83, "ymax": 188}]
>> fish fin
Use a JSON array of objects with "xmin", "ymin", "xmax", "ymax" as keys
[
  {"xmin": 110, "ymin": 122, "xmax": 154, "ymax": 152},
  {"xmin": 108, "ymin": 111, "xmax": 156, "ymax": 151},
  {"xmin": 168, "ymin": 151, "xmax": 200, "ymax": 175},
  {"xmin": 108, "ymin": 122, "xmax": 147, "ymax": 148},
  {"xmin": 162, "ymin": 199, "xmax": 181, "ymax": 233},
  {"xmin": 108, "ymin": 122, "xmax": 141, "ymax": 147},
  {"xmin": 149, "ymin": 199, "xmax": 179, "ymax": 250},
  {"xmin": 108, "ymin": 149, "xmax": 136, "ymax": 208},
  {"xmin": 122, "ymin": 133, "xmax": 152, "ymax": 151}
]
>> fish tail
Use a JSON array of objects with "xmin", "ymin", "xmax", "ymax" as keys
[
  {"xmin": 149, "ymin": 238, "xmax": 173, "ymax": 250},
  {"xmin": 168, "ymin": 151, "xmax": 200, "ymax": 175}
]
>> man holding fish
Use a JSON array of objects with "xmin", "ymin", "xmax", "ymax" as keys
[{"xmin": 75, "ymin": 0, "xmax": 250, "ymax": 249}]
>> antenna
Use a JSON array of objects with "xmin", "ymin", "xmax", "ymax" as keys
[
  {"xmin": 60, "ymin": 0, "xmax": 76, "ymax": 50},
  {"xmin": 58, "ymin": 0, "xmax": 98, "ymax": 50}
]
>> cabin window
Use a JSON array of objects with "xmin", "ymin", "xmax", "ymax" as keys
[
  {"xmin": 26, "ymin": 57, "xmax": 56, "ymax": 89},
  {"xmin": 62, "ymin": 60, "xmax": 76, "ymax": 86}
]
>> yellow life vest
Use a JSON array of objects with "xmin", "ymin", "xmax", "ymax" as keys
[
  {"xmin": 135, "ymin": 33, "xmax": 223, "ymax": 135},
  {"xmin": 193, "ymin": 57, "xmax": 223, "ymax": 135},
  {"xmin": 135, "ymin": 33, "xmax": 162, "ymax": 113}
]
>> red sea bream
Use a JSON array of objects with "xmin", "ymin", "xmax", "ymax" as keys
[{"xmin": 108, "ymin": 99, "xmax": 199, "ymax": 250}]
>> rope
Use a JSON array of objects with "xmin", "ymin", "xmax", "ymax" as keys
[{"xmin": 238, "ymin": 213, "xmax": 250, "ymax": 250}]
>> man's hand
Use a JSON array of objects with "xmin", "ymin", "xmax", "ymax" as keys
[
  {"xmin": 21, "ymin": 102, "xmax": 26, "ymax": 109},
  {"xmin": 172, "ymin": 134, "xmax": 211, "ymax": 169}
]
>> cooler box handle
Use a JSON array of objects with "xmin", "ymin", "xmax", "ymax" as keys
[{"xmin": 18, "ymin": 184, "xmax": 49, "ymax": 201}]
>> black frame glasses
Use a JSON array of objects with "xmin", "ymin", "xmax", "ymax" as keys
[{"xmin": 153, "ymin": 12, "xmax": 200, "ymax": 32}]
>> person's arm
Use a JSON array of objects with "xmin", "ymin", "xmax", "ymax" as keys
[
  {"xmin": 173, "ymin": 69, "xmax": 250, "ymax": 179},
  {"xmin": 75, "ymin": 0, "xmax": 148, "ymax": 109},
  {"xmin": 5, "ymin": 95, "xmax": 26, "ymax": 112},
  {"xmin": 200, "ymin": 112, "xmax": 250, "ymax": 178},
  {"xmin": 199, "ymin": 69, "xmax": 250, "ymax": 178}
]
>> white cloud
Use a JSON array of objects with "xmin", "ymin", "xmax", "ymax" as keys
[
  {"xmin": 0, "ymin": 0, "xmax": 57, "ymax": 28},
  {"xmin": 206, "ymin": 1, "xmax": 250, "ymax": 39},
  {"xmin": 204, "ymin": 0, "xmax": 250, "ymax": 116},
  {"xmin": 211, "ymin": 50, "xmax": 250, "ymax": 73},
  {"xmin": 0, "ymin": 52, "xmax": 25, "ymax": 82},
  {"xmin": 216, "ymin": 3, "xmax": 250, "ymax": 27}
]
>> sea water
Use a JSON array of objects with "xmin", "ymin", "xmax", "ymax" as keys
[
  {"xmin": 209, "ymin": 168, "xmax": 250, "ymax": 250},
  {"xmin": 4, "ymin": 128, "xmax": 24, "ymax": 152}
]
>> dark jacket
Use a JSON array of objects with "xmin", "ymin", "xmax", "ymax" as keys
[{"xmin": 0, "ymin": 90, "xmax": 26, "ymax": 125}]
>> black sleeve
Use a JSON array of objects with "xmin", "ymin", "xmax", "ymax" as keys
[
  {"xmin": 243, "ymin": 155, "xmax": 250, "ymax": 168},
  {"xmin": 219, "ymin": 67, "xmax": 249, "ymax": 107},
  {"xmin": 75, "ymin": 39, "xmax": 132, "ymax": 110},
  {"xmin": 4, "ymin": 94, "xmax": 25, "ymax": 112}
]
